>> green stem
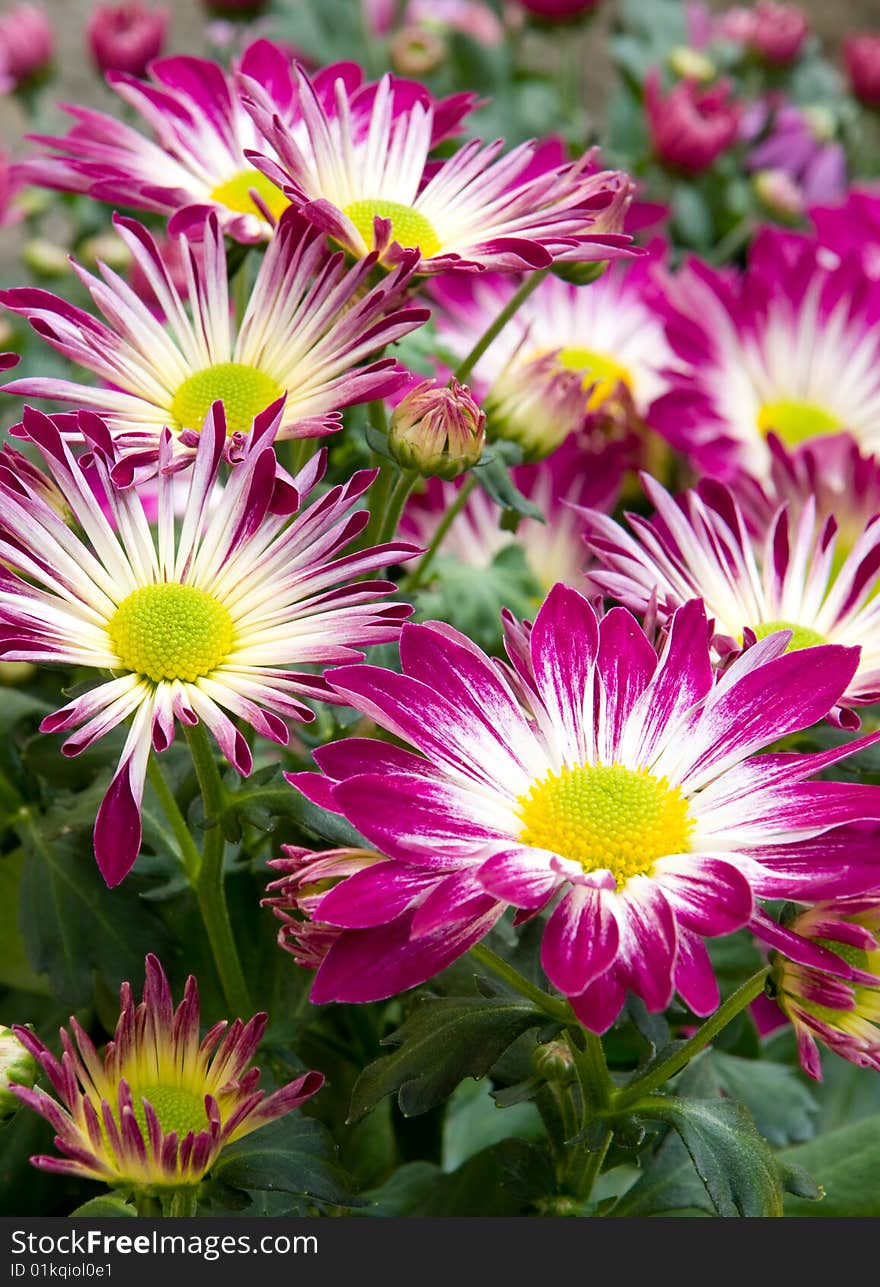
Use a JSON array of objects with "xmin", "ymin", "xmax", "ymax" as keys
[
  {"xmin": 453, "ymin": 268, "xmax": 551, "ymax": 384},
  {"xmin": 183, "ymin": 723, "xmax": 252, "ymax": 1019},
  {"xmin": 401, "ymin": 474, "xmax": 478, "ymax": 593},
  {"xmin": 710, "ymin": 215, "xmax": 754, "ymax": 266},
  {"xmin": 469, "ymin": 943, "xmax": 573, "ymax": 1024},
  {"xmin": 146, "ymin": 757, "xmax": 201, "ymax": 884},
  {"xmin": 566, "ymin": 1027, "xmax": 612, "ymax": 1116},
  {"xmin": 567, "ymin": 1125, "xmax": 613, "ymax": 1204},
  {"xmin": 614, "ymin": 967, "xmax": 770, "ymax": 1109},
  {"xmin": 376, "ymin": 469, "xmax": 418, "ymax": 546}
]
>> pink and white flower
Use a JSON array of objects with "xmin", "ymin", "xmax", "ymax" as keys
[
  {"xmin": 287, "ymin": 584, "xmax": 880, "ymax": 1028},
  {"xmin": 650, "ymin": 228, "xmax": 880, "ymax": 480},
  {"xmin": 431, "ymin": 254, "xmax": 674, "ymax": 458},
  {"xmin": 0, "ymin": 404, "xmax": 416, "ymax": 886},
  {"xmin": 583, "ymin": 471, "xmax": 880, "ymax": 715},
  {"xmin": 1, "ymin": 209, "xmax": 427, "ymax": 472},
  {"xmin": 243, "ymin": 66, "xmax": 635, "ymax": 273}
]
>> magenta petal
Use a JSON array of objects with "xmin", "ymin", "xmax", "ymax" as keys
[
  {"xmin": 569, "ymin": 971, "xmax": 627, "ymax": 1034},
  {"xmin": 333, "ymin": 771, "xmax": 500, "ymax": 862},
  {"xmin": 654, "ymin": 855, "xmax": 754, "ymax": 935},
  {"xmin": 617, "ymin": 878, "xmax": 678, "ymax": 1011},
  {"xmin": 674, "ymin": 930, "xmax": 720, "ymax": 1016},
  {"xmin": 528, "ymin": 584, "xmax": 599, "ymax": 760},
  {"xmin": 541, "ymin": 885, "xmax": 619, "ymax": 996},
  {"xmin": 316, "ymin": 862, "xmax": 436, "ymax": 929},
  {"xmin": 596, "ymin": 606, "xmax": 657, "ymax": 758},
  {"xmin": 94, "ymin": 760, "xmax": 142, "ymax": 887},
  {"xmin": 476, "ymin": 848, "xmax": 559, "ymax": 909}
]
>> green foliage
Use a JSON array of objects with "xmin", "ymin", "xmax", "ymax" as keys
[
  {"xmin": 782, "ymin": 1115, "xmax": 880, "ymax": 1217},
  {"xmin": 212, "ymin": 1115, "xmax": 355, "ymax": 1209}
]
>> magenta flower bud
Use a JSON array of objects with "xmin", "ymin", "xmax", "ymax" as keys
[
  {"xmin": 0, "ymin": 4, "xmax": 53, "ymax": 91},
  {"xmin": 844, "ymin": 32, "xmax": 880, "ymax": 107},
  {"xmin": 749, "ymin": 2, "xmax": 808, "ymax": 66},
  {"xmin": 389, "ymin": 379, "xmax": 486, "ymax": 479},
  {"xmin": 0, "ymin": 1026, "xmax": 36, "ymax": 1121},
  {"xmin": 645, "ymin": 68, "xmax": 742, "ymax": 174},
  {"xmin": 518, "ymin": 0, "xmax": 601, "ymax": 21},
  {"xmin": 390, "ymin": 26, "xmax": 446, "ymax": 76},
  {"xmin": 361, "ymin": 0, "xmax": 396, "ymax": 36},
  {"xmin": 86, "ymin": 4, "xmax": 168, "ymax": 78}
]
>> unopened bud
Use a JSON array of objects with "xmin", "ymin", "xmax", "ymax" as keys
[
  {"xmin": 0, "ymin": 1026, "xmax": 36, "ymax": 1121},
  {"xmin": 390, "ymin": 25, "xmax": 446, "ymax": 76},
  {"xmin": 531, "ymin": 1039, "xmax": 574, "ymax": 1085},
  {"xmin": 552, "ymin": 258, "xmax": 608, "ymax": 287},
  {"xmin": 752, "ymin": 168, "xmax": 804, "ymax": 221},
  {"xmin": 388, "ymin": 379, "xmax": 485, "ymax": 479},
  {"xmin": 668, "ymin": 45, "xmax": 716, "ymax": 83},
  {"xmin": 78, "ymin": 231, "xmax": 134, "ymax": 273},
  {"xmin": 22, "ymin": 238, "xmax": 69, "ymax": 279}
]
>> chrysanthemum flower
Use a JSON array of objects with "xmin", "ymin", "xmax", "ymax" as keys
[
  {"xmin": 650, "ymin": 228, "xmax": 880, "ymax": 480},
  {"xmin": 583, "ymin": 472, "xmax": 880, "ymax": 715},
  {"xmin": 20, "ymin": 40, "xmax": 474, "ymax": 243},
  {"xmin": 264, "ymin": 846, "xmax": 503, "ymax": 996},
  {"xmin": 430, "ymin": 256, "xmax": 674, "ymax": 457},
  {"xmin": 757, "ymin": 898, "xmax": 880, "ymax": 1079},
  {"xmin": 288, "ymin": 584, "xmax": 880, "ymax": 1029},
  {"xmin": 1, "ymin": 209, "xmax": 427, "ymax": 472},
  {"xmin": 243, "ymin": 66, "xmax": 634, "ymax": 273},
  {"xmin": 9, "ymin": 954, "xmax": 323, "ymax": 1191},
  {"xmin": 0, "ymin": 404, "xmax": 416, "ymax": 886}
]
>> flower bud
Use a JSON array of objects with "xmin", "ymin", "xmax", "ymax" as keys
[
  {"xmin": 531, "ymin": 1039, "xmax": 574, "ymax": 1085},
  {"xmin": 78, "ymin": 230, "xmax": 134, "ymax": 274},
  {"xmin": 844, "ymin": 32, "xmax": 880, "ymax": 107},
  {"xmin": 752, "ymin": 168, "xmax": 804, "ymax": 220},
  {"xmin": 0, "ymin": 1026, "xmax": 37, "ymax": 1121},
  {"xmin": 21, "ymin": 238, "xmax": 69, "ymax": 279},
  {"xmin": 390, "ymin": 26, "xmax": 445, "ymax": 77},
  {"xmin": 749, "ymin": 2, "xmax": 808, "ymax": 66},
  {"xmin": 645, "ymin": 69, "xmax": 741, "ymax": 174},
  {"xmin": 389, "ymin": 379, "xmax": 485, "ymax": 479},
  {"xmin": 667, "ymin": 45, "xmax": 717, "ymax": 84},
  {"xmin": 0, "ymin": 5, "xmax": 53, "ymax": 93},
  {"xmin": 518, "ymin": 0, "xmax": 601, "ymax": 23},
  {"xmin": 87, "ymin": 4, "xmax": 168, "ymax": 78}
]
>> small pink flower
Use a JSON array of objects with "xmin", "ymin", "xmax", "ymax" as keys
[
  {"xmin": 518, "ymin": 0, "xmax": 601, "ymax": 20},
  {"xmin": 0, "ymin": 4, "xmax": 53, "ymax": 90},
  {"xmin": 645, "ymin": 68, "xmax": 741, "ymax": 174},
  {"xmin": 406, "ymin": 0, "xmax": 504, "ymax": 44},
  {"xmin": 749, "ymin": 2, "xmax": 808, "ymax": 66},
  {"xmin": 844, "ymin": 32, "xmax": 880, "ymax": 107},
  {"xmin": 87, "ymin": 4, "xmax": 169, "ymax": 78}
]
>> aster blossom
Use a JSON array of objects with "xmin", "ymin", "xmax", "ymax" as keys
[
  {"xmin": 583, "ymin": 471, "xmax": 880, "ymax": 715},
  {"xmin": 1, "ymin": 208, "xmax": 428, "ymax": 472},
  {"xmin": 9, "ymin": 954, "xmax": 324, "ymax": 1190},
  {"xmin": 288, "ymin": 584, "xmax": 880, "ymax": 1030},
  {"xmin": 757, "ymin": 898, "xmax": 880, "ymax": 1080},
  {"xmin": 0, "ymin": 404, "xmax": 416, "ymax": 886},
  {"xmin": 20, "ymin": 40, "xmax": 474, "ymax": 243},
  {"xmin": 243, "ymin": 65, "xmax": 635, "ymax": 273},
  {"xmin": 430, "ymin": 254, "xmax": 674, "ymax": 457},
  {"xmin": 650, "ymin": 227, "xmax": 880, "ymax": 480}
]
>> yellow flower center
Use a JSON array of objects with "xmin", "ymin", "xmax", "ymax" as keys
[
  {"xmin": 209, "ymin": 168, "xmax": 289, "ymax": 222},
  {"xmin": 342, "ymin": 198, "xmax": 442, "ymax": 258},
  {"xmin": 557, "ymin": 346, "xmax": 633, "ymax": 411},
  {"xmin": 517, "ymin": 763, "xmax": 693, "ymax": 884},
  {"xmin": 170, "ymin": 362, "xmax": 283, "ymax": 437},
  {"xmin": 750, "ymin": 620, "xmax": 827, "ymax": 652},
  {"xmin": 757, "ymin": 399, "xmax": 841, "ymax": 446},
  {"xmin": 130, "ymin": 1083, "xmax": 210, "ymax": 1140},
  {"xmin": 109, "ymin": 583, "xmax": 233, "ymax": 684}
]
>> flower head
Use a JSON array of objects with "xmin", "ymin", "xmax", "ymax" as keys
[
  {"xmin": 243, "ymin": 66, "xmax": 634, "ymax": 274},
  {"xmin": 431, "ymin": 254, "xmax": 673, "ymax": 459},
  {"xmin": 758, "ymin": 898, "xmax": 880, "ymax": 1079},
  {"xmin": 87, "ymin": 4, "xmax": 169, "ymax": 79},
  {"xmin": 584, "ymin": 471, "xmax": 880, "ymax": 716},
  {"xmin": 0, "ymin": 4, "xmax": 53, "ymax": 92},
  {"xmin": 0, "ymin": 404, "xmax": 416, "ymax": 885},
  {"xmin": 518, "ymin": 0, "xmax": 602, "ymax": 20},
  {"xmin": 749, "ymin": 2, "xmax": 808, "ymax": 65},
  {"xmin": 389, "ymin": 378, "xmax": 485, "ymax": 479},
  {"xmin": 10, "ymin": 954, "xmax": 323, "ymax": 1190},
  {"xmin": 743, "ymin": 101, "xmax": 846, "ymax": 208},
  {"xmin": 288, "ymin": 584, "xmax": 880, "ymax": 1028},
  {"xmin": 1, "ymin": 209, "xmax": 427, "ymax": 472},
  {"xmin": 645, "ymin": 69, "xmax": 741, "ymax": 174},
  {"xmin": 844, "ymin": 32, "xmax": 880, "ymax": 107},
  {"xmin": 650, "ymin": 228, "xmax": 880, "ymax": 480}
]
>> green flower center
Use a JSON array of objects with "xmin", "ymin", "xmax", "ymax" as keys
[
  {"xmin": 517, "ymin": 763, "xmax": 693, "ymax": 884},
  {"xmin": 130, "ymin": 1084, "xmax": 209, "ymax": 1140},
  {"xmin": 210, "ymin": 168, "xmax": 289, "ymax": 222},
  {"xmin": 751, "ymin": 620, "xmax": 827, "ymax": 652},
  {"xmin": 170, "ymin": 362, "xmax": 283, "ymax": 437},
  {"xmin": 342, "ymin": 198, "xmax": 442, "ymax": 258},
  {"xmin": 757, "ymin": 399, "xmax": 841, "ymax": 446},
  {"xmin": 557, "ymin": 346, "xmax": 633, "ymax": 410},
  {"xmin": 109, "ymin": 583, "xmax": 233, "ymax": 684}
]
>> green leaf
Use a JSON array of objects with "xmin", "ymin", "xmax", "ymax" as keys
[
  {"xmin": 473, "ymin": 449, "xmax": 543, "ymax": 520},
  {"xmin": 16, "ymin": 806, "xmax": 169, "ymax": 1006},
  {"xmin": 213, "ymin": 1115, "xmax": 354, "ymax": 1207},
  {"xmin": 781, "ymin": 1114, "xmax": 880, "ymax": 1216},
  {"xmin": 442, "ymin": 1077, "xmax": 544, "ymax": 1171},
  {"xmin": 413, "ymin": 545, "xmax": 542, "ymax": 654},
  {"xmin": 70, "ymin": 1196, "xmax": 138, "ymax": 1218},
  {"xmin": 634, "ymin": 1095, "xmax": 786, "ymax": 1216},
  {"xmin": 0, "ymin": 689, "xmax": 51, "ymax": 737},
  {"xmin": 224, "ymin": 771, "xmax": 367, "ymax": 849},
  {"xmin": 349, "ymin": 996, "xmax": 553, "ymax": 1121},
  {"xmin": 0, "ymin": 852, "xmax": 49, "ymax": 993},
  {"xmin": 414, "ymin": 1139, "xmax": 554, "ymax": 1217},
  {"xmin": 711, "ymin": 1052, "xmax": 818, "ymax": 1147},
  {"xmin": 359, "ymin": 1162, "xmax": 441, "ymax": 1217}
]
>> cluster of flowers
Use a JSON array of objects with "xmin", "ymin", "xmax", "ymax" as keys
[{"xmin": 2, "ymin": 14, "xmax": 880, "ymax": 1198}]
